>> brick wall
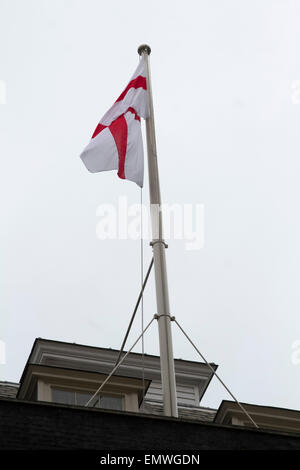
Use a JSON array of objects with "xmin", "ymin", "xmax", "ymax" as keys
[{"xmin": 0, "ymin": 398, "xmax": 299, "ymax": 450}]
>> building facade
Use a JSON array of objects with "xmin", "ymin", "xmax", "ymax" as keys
[{"xmin": 0, "ymin": 338, "xmax": 300, "ymax": 450}]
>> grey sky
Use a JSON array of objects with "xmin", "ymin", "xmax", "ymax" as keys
[{"xmin": 1, "ymin": 0, "xmax": 300, "ymax": 411}]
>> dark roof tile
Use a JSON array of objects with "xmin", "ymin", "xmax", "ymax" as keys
[
  {"xmin": 144, "ymin": 401, "xmax": 216, "ymax": 422},
  {"xmin": 0, "ymin": 382, "xmax": 19, "ymax": 399}
]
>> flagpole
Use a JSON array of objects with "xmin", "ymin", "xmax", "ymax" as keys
[{"xmin": 138, "ymin": 44, "xmax": 178, "ymax": 418}]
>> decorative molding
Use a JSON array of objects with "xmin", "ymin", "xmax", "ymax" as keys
[{"xmin": 21, "ymin": 339, "xmax": 217, "ymax": 405}]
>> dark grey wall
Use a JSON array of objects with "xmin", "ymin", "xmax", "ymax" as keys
[{"xmin": 0, "ymin": 398, "xmax": 300, "ymax": 450}]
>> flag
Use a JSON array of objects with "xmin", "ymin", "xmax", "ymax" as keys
[{"xmin": 80, "ymin": 57, "xmax": 149, "ymax": 187}]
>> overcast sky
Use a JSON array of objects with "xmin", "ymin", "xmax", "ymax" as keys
[{"xmin": 1, "ymin": 0, "xmax": 300, "ymax": 411}]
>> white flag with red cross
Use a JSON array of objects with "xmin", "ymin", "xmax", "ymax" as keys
[{"xmin": 80, "ymin": 58, "xmax": 149, "ymax": 187}]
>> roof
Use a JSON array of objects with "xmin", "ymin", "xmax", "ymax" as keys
[
  {"xmin": 18, "ymin": 338, "xmax": 217, "ymax": 404},
  {"xmin": 26, "ymin": 337, "xmax": 218, "ymax": 368},
  {"xmin": 0, "ymin": 382, "xmax": 19, "ymax": 399},
  {"xmin": 143, "ymin": 401, "xmax": 217, "ymax": 423},
  {"xmin": 214, "ymin": 400, "xmax": 300, "ymax": 434}
]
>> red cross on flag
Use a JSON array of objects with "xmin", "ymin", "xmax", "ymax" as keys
[{"xmin": 80, "ymin": 57, "xmax": 149, "ymax": 187}]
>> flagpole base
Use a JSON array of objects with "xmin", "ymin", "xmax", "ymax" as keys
[{"xmin": 138, "ymin": 44, "xmax": 151, "ymax": 56}]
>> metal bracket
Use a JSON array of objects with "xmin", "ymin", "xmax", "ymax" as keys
[
  {"xmin": 154, "ymin": 314, "xmax": 175, "ymax": 321},
  {"xmin": 150, "ymin": 239, "xmax": 168, "ymax": 249}
]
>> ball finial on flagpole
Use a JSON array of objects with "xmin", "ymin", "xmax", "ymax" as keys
[{"xmin": 138, "ymin": 44, "xmax": 151, "ymax": 55}]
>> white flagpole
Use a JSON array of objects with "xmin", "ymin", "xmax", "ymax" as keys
[{"xmin": 138, "ymin": 44, "xmax": 178, "ymax": 418}]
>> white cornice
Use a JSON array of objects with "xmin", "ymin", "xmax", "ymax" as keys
[{"xmin": 20, "ymin": 338, "xmax": 217, "ymax": 402}]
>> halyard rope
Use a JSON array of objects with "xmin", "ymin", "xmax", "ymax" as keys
[{"xmin": 140, "ymin": 187, "xmax": 145, "ymax": 412}]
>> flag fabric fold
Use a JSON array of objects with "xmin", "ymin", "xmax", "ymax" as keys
[{"xmin": 80, "ymin": 58, "xmax": 149, "ymax": 187}]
